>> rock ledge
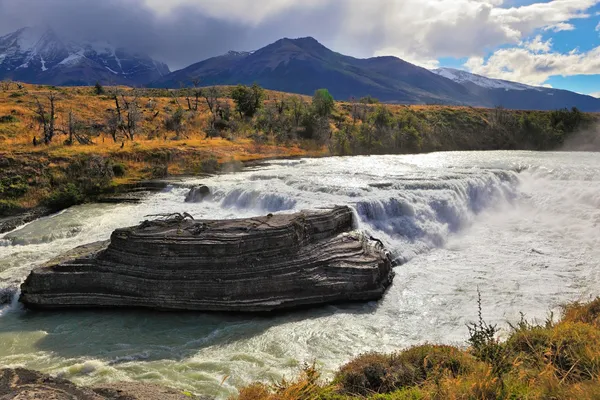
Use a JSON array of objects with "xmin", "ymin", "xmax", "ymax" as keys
[{"xmin": 20, "ymin": 206, "xmax": 394, "ymax": 312}]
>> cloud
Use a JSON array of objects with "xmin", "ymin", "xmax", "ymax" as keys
[
  {"xmin": 0, "ymin": 0, "xmax": 598, "ymax": 72},
  {"xmin": 544, "ymin": 22, "xmax": 576, "ymax": 32},
  {"xmin": 465, "ymin": 40, "xmax": 600, "ymax": 86},
  {"xmin": 523, "ymin": 35, "xmax": 553, "ymax": 53},
  {"xmin": 591, "ymin": 92, "xmax": 600, "ymax": 98}
]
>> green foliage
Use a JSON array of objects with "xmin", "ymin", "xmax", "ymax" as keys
[
  {"xmin": 334, "ymin": 345, "xmax": 474, "ymax": 396},
  {"xmin": 0, "ymin": 115, "xmax": 18, "ymax": 123},
  {"xmin": 8, "ymin": 92, "xmax": 23, "ymax": 98},
  {"xmin": 200, "ymin": 157, "xmax": 220, "ymax": 174},
  {"xmin": 312, "ymin": 89, "xmax": 335, "ymax": 117},
  {"xmin": 0, "ymin": 176, "xmax": 28, "ymax": 198},
  {"xmin": 231, "ymin": 84, "xmax": 264, "ymax": 118},
  {"xmin": 467, "ymin": 290, "xmax": 512, "ymax": 380},
  {"xmin": 0, "ymin": 199, "xmax": 22, "ymax": 216},
  {"xmin": 360, "ymin": 95, "xmax": 380, "ymax": 104},
  {"xmin": 112, "ymin": 163, "xmax": 127, "ymax": 177},
  {"xmin": 45, "ymin": 183, "xmax": 84, "ymax": 211},
  {"xmin": 94, "ymin": 82, "xmax": 105, "ymax": 95}
]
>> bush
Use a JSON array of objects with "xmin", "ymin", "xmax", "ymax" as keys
[
  {"xmin": 0, "ymin": 115, "xmax": 18, "ymax": 123},
  {"xmin": 562, "ymin": 298, "xmax": 600, "ymax": 328},
  {"xmin": 112, "ymin": 163, "xmax": 126, "ymax": 177},
  {"xmin": 200, "ymin": 157, "xmax": 220, "ymax": 174},
  {"xmin": 45, "ymin": 183, "xmax": 84, "ymax": 211},
  {"xmin": 0, "ymin": 199, "xmax": 22, "ymax": 216},
  {"xmin": 548, "ymin": 322, "xmax": 600, "ymax": 382},
  {"xmin": 333, "ymin": 345, "xmax": 473, "ymax": 396}
]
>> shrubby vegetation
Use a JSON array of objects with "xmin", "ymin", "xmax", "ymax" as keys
[
  {"xmin": 235, "ymin": 298, "xmax": 600, "ymax": 400},
  {"xmin": 0, "ymin": 80, "xmax": 595, "ymax": 216}
]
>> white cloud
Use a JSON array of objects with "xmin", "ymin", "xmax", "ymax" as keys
[
  {"xmin": 596, "ymin": 21, "xmax": 600, "ymax": 31},
  {"xmin": 465, "ymin": 40, "xmax": 600, "ymax": 86},
  {"xmin": 142, "ymin": 0, "xmax": 600, "ymax": 62},
  {"xmin": 591, "ymin": 92, "xmax": 600, "ymax": 98},
  {"xmin": 544, "ymin": 22, "xmax": 576, "ymax": 32},
  {"xmin": 373, "ymin": 47, "xmax": 440, "ymax": 69},
  {"xmin": 523, "ymin": 35, "xmax": 552, "ymax": 53}
]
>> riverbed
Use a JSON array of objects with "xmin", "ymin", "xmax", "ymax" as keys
[{"xmin": 1, "ymin": 151, "xmax": 599, "ymax": 398}]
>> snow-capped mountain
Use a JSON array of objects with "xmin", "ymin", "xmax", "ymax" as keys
[
  {"xmin": 431, "ymin": 67, "xmax": 540, "ymax": 91},
  {"xmin": 431, "ymin": 67, "xmax": 600, "ymax": 111},
  {"xmin": 0, "ymin": 27, "xmax": 170, "ymax": 86}
]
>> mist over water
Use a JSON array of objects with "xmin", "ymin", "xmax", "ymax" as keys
[{"xmin": 0, "ymin": 151, "xmax": 599, "ymax": 398}]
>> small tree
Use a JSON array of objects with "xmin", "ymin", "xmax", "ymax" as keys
[
  {"xmin": 312, "ymin": 89, "xmax": 335, "ymax": 118},
  {"xmin": 94, "ymin": 82, "xmax": 105, "ymax": 95},
  {"xmin": 230, "ymin": 83, "xmax": 264, "ymax": 119}
]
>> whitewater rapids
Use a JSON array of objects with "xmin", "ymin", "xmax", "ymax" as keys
[{"xmin": 0, "ymin": 151, "xmax": 599, "ymax": 398}]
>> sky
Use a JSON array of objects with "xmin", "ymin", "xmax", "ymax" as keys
[{"xmin": 0, "ymin": 0, "xmax": 599, "ymax": 96}]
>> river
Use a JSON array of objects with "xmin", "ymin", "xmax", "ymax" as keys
[{"xmin": 0, "ymin": 151, "xmax": 599, "ymax": 398}]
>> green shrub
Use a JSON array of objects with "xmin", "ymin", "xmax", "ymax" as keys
[
  {"xmin": 548, "ymin": 322, "xmax": 600, "ymax": 382},
  {"xmin": 0, "ymin": 199, "xmax": 22, "ymax": 216},
  {"xmin": 45, "ymin": 183, "xmax": 84, "ymax": 211},
  {"xmin": 334, "ymin": 346, "xmax": 474, "ymax": 396},
  {"xmin": 8, "ymin": 92, "xmax": 23, "ymax": 98},
  {"xmin": 0, "ymin": 115, "xmax": 18, "ymax": 123},
  {"xmin": 200, "ymin": 157, "xmax": 220, "ymax": 174},
  {"xmin": 112, "ymin": 163, "xmax": 127, "ymax": 177}
]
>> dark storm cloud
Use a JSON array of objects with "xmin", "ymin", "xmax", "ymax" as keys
[{"xmin": 0, "ymin": 0, "xmax": 358, "ymax": 71}]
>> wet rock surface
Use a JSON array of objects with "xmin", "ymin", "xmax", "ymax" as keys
[
  {"xmin": 184, "ymin": 185, "xmax": 211, "ymax": 203},
  {"xmin": 0, "ymin": 368, "xmax": 201, "ymax": 399},
  {"xmin": 20, "ymin": 206, "xmax": 394, "ymax": 312}
]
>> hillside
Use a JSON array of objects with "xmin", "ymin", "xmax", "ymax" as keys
[
  {"xmin": 0, "ymin": 27, "xmax": 170, "ymax": 86},
  {"xmin": 0, "ymin": 82, "xmax": 596, "ymax": 222}
]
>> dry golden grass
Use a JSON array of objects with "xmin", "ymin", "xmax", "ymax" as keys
[{"xmin": 234, "ymin": 299, "xmax": 600, "ymax": 400}]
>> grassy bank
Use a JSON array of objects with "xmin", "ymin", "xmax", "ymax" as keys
[
  {"xmin": 0, "ymin": 82, "xmax": 596, "ymax": 217},
  {"xmin": 234, "ymin": 297, "xmax": 600, "ymax": 400}
]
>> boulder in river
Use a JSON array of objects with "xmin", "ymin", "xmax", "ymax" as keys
[
  {"xmin": 19, "ymin": 206, "xmax": 394, "ymax": 312},
  {"xmin": 184, "ymin": 185, "xmax": 210, "ymax": 203}
]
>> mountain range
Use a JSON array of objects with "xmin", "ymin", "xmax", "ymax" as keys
[
  {"xmin": 0, "ymin": 27, "xmax": 169, "ymax": 86},
  {"xmin": 1, "ymin": 27, "xmax": 599, "ymax": 111}
]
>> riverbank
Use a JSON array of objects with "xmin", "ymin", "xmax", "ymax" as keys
[
  {"xmin": 235, "ymin": 298, "xmax": 600, "ymax": 400},
  {"xmin": 4, "ymin": 298, "xmax": 599, "ymax": 399},
  {"xmin": 0, "ymin": 367, "xmax": 206, "ymax": 399},
  {"xmin": 0, "ymin": 139, "xmax": 325, "ymax": 233},
  {"xmin": 1, "ymin": 83, "xmax": 597, "ymax": 229}
]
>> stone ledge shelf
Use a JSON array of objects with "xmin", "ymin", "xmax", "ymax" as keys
[{"xmin": 20, "ymin": 206, "xmax": 395, "ymax": 312}]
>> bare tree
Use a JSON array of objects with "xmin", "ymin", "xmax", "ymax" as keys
[
  {"xmin": 63, "ymin": 110, "xmax": 93, "ymax": 145},
  {"xmin": 121, "ymin": 91, "xmax": 141, "ymax": 141},
  {"xmin": 0, "ymin": 80, "xmax": 13, "ymax": 91},
  {"xmin": 32, "ymin": 93, "xmax": 58, "ymax": 144},
  {"xmin": 192, "ymin": 78, "xmax": 202, "ymax": 111}
]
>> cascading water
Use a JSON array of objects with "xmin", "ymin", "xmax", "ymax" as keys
[{"xmin": 0, "ymin": 151, "xmax": 598, "ymax": 398}]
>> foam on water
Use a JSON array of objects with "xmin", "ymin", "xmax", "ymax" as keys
[{"xmin": 0, "ymin": 151, "xmax": 599, "ymax": 398}]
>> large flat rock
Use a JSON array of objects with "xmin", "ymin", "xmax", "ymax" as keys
[{"xmin": 20, "ymin": 206, "xmax": 394, "ymax": 312}]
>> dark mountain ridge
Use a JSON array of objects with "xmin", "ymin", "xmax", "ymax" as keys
[{"xmin": 152, "ymin": 37, "xmax": 600, "ymax": 112}]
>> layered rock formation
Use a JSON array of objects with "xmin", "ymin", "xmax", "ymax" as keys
[{"xmin": 20, "ymin": 206, "xmax": 394, "ymax": 312}]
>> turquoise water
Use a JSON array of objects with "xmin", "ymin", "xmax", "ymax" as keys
[{"xmin": 1, "ymin": 151, "xmax": 599, "ymax": 398}]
